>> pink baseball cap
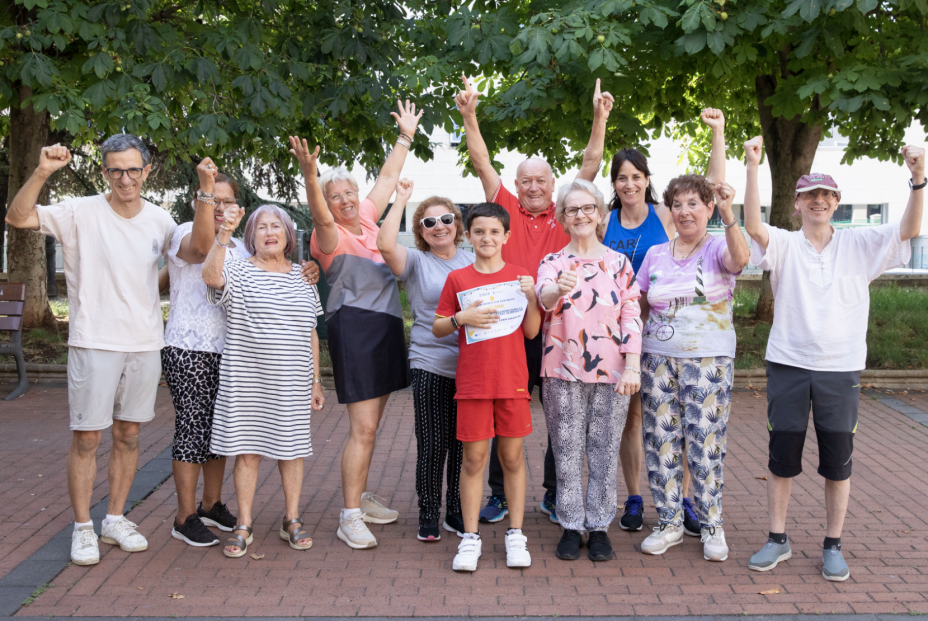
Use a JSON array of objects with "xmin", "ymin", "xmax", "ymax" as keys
[{"xmin": 796, "ymin": 173, "xmax": 840, "ymax": 195}]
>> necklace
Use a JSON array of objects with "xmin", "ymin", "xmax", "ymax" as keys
[{"xmin": 673, "ymin": 232, "xmax": 708, "ymax": 260}]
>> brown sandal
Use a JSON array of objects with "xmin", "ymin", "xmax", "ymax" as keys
[
  {"xmin": 279, "ymin": 518, "xmax": 313, "ymax": 550},
  {"xmin": 223, "ymin": 525, "xmax": 253, "ymax": 558}
]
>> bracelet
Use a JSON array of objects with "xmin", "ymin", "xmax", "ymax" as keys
[
  {"xmin": 395, "ymin": 138, "xmax": 411, "ymax": 149},
  {"xmin": 197, "ymin": 198, "xmax": 217, "ymax": 206},
  {"xmin": 625, "ymin": 366, "xmax": 641, "ymax": 374},
  {"xmin": 450, "ymin": 313, "xmax": 460, "ymax": 330},
  {"xmin": 313, "ymin": 374, "xmax": 322, "ymax": 384},
  {"xmin": 910, "ymin": 177, "xmax": 927, "ymax": 191},
  {"xmin": 220, "ymin": 225, "xmax": 235, "ymax": 232},
  {"xmin": 215, "ymin": 236, "xmax": 232, "ymax": 248},
  {"xmin": 196, "ymin": 190, "xmax": 215, "ymax": 200},
  {"xmin": 399, "ymin": 132, "xmax": 414, "ymax": 141},
  {"xmin": 722, "ymin": 218, "xmax": 738, "ymax": 229}
]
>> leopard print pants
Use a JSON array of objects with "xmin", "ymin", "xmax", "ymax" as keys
[{"xmin": 161, "ymin": 346, "xmax": 224, "ymax": 464}]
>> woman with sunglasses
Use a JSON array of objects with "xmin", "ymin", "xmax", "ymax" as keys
[{"xmin": 376, "ymin": 180, "xmax": 475, "ymax": 542}]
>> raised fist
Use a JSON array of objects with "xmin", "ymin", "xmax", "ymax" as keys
[
  {"xmin": 701, "ymin": 108, "xmax": 725, "ymax": 132},
  {"xmin": 744, "ymin": 136, "xmax": 763, "ymax": 166},
  {"xmin": 38, "ymin": 144, "xmax": 72, "ymax": 176}
]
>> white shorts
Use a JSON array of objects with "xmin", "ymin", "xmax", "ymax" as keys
[{"xmin": 68, "ymin": 347, "xmax": 162, "ymax": 431}]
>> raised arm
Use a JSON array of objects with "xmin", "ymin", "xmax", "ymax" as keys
[
  {"xmin": 289, "ymin": 137, "xmax": 339, "ymax": 255},
  {"xmin": 456, "ymin": 75, "xmax": 501, "ymax": 201},
  {"xmin": 701, "ymin": 108, "xmax": 726, "ymax": 185},
  {"xmin": 5, "ymin": 145, "xmax": 72, "ymax": 230},
  {"xmin": 202, "ymin": 202, "xmax": 244, "ymax": 289},
  {"xmin": 577, "ymin": 79, "xmax": 614, "ymax": 182},
  {"xmin": 176, "ymin": 157, "xmax": 222, "ymax": 264},
  {"xmin": 376, "ymin": 178, "xmax": 413, "ymax": 276},
  {"xmin": 716, "ymin": 182, "xmax": 750, "ymax": 272},
  {"xmin": 900, "ymin": 145, "xmax": 925, "ymax": 242},
  {"xmin": 366, "ymin": 100, "xmax": 424, "ymax": 218},
  {"xmin": 742, "ymin": 136, "xmax": 768, "ymax": 250}
]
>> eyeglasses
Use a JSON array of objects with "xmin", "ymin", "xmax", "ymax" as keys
[
  {"xmin": 217, "ymin": 199, "xmax": 239, "ymax": 209},
  {"xmin": 564, "ymin": 204, "xmax": 597, "ymax": 218},
  {"xmin": 105, "ymin": 167, "xmax": 144, "ymax": 180},
  {"xmin": 327, "ymin": 190, "xmax": 357, "ymax": 203},
  {"xmin": 421, "ymin": 213, "xmax": 455, "ymax": 229}
]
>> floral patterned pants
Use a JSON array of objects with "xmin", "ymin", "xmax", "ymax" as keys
[{"xmin": 641, "ymin": 354, "xmax": 733, "ymax": 529}]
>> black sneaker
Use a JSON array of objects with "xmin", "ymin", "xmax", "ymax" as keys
[
  {"xmin": 682, "ymin": 497, "xmax": 700, "ymax": 537},
  {"xmin": 556, "ymin": 529, "xmax": 583, "ymax": 560},
  {"xmin": 443, "ymin": 512, "xmax": 465, "ymax": 537},
  {"xmin": 619, "ymin": 495, "xmax": 644, "ymax": 531},
  {"xmin": 198, "ymin": 501, "xmax": 236, "ymax": 532},
  {"xmin": 171, "ymin": 514, "xmax": 220, "ymax": 547},
  {"xmin": 417, "ymin": 517, "xmax": 441, "ymax": 541},
  {"xmin": 587, "ymin": 531, "xmax": 613, "ymax": 561}
]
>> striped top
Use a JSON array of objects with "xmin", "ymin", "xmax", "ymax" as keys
[{"xmin": 206, "ymin": 259, "xmax": 323, "ymax": 460}]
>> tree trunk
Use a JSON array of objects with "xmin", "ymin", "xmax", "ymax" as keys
[
  {"xmin": 7, "ymin": 83, "xmax": 56, "ymax": 328},
  {"xmin": 753, "ymin": 73, "xmax": 823, "ymax": 323}
]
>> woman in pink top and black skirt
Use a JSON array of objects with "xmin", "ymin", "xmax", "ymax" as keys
[{"xmin": 288, "ymin": 101, "xmax": 422, "ymax": 550}]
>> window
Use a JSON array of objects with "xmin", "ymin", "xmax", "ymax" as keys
[
  {"xmin": 831, "ymin": 204, "xmax": 854, "ymax": 223},
  {"xmin": 450, "ymin": 123, "xmax": 463, "ymax": 147},
  {"xmin": 867, "ymin": 204, "xmax": 885, "ymax": 225},
  {"xmin": 377, "ymin": 203, "xmax": 406, "ymax": 232}
]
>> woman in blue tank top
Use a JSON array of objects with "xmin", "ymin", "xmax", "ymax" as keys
[{"xmin": 577, "ymin": 80, "xmax": 728, "ymax": 533}]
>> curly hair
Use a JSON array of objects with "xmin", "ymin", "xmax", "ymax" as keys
[
  {"xmin": 662, "ymin": 174, "xmax": 715, "ymax": 209},
  {"xmin": 410, "ymin": 196, "xmax": 464, "ymax": 252}
]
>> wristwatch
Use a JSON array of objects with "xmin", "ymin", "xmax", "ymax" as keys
[
  {"xmin": 450, "ymin": 313, "xmax": 460, "ymax": 330},
  {"xmin": 909, "ymin": 177, "xmax": 927, "ymax": 190}
]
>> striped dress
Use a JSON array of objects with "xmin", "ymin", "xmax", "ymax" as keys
[{"xmin": 206, "ymin": 260, "xmax": 322, "ymax": 460}]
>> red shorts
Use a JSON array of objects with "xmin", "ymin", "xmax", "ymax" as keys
[{"xmin": 456, "ymin": 398, "xmax": 533, "ymax": 442}]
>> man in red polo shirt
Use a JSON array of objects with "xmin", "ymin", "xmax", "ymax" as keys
[{"xmin": 455, "ymin": 76, "xmax": 571, "ymax": 525}]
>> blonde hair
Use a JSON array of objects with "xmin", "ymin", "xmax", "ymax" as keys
[
  {"xmin": 555, "ymin": 179, "xmax": 608, "ymax": 241},
  {"xmin": 411, "ymin": 197, "xmax": 464, "ymax": 252}
]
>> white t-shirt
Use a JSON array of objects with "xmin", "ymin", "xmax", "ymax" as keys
[
  {"xmin": 750, "ymin": 222, "xmax": 910, "ymax": 372},
  {"xmin": 38, "ymin": 194, "xmax": 177, "ymax": 352},
  {"xmin": 163, "ymin": 221, "xmax": 251, "ymax": 353}
]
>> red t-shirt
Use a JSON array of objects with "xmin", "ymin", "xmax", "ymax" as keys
[
  {"xmin": 435, "ymin": 263, "xmax": 530, "ymax": 400},
  {"xmin": 493, "ymin": 184, "xmax": 571, "ymax": 280}
]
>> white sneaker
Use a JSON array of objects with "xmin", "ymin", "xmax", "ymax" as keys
[
  {"xmin": 452, "ymin": 536, "xmax": 482, "ymax": 571},
  {"xmin": 360, "ymin": 492, "xmax": 399, "ymax": 524},
  {"xmin": 337, "ymin": 512, "xmax": 378, "ymax": 549},
  {"xmin": 71, "ymin": 525, "xmax": 100, "ymax": 566},
  {"xmin": 701, "ymin": 525, "xmax": 729, "ymax": 561},
  {"xmin": 641, "ymin": 523, "xmax": 684, "ymax": 555},
  {"xmin": 505, "ymin": 531, "xmax": 531, "ymax": 568},
  {"xmin": 100, "ymin": 517, "xmax": 148, "ymax": 552}
]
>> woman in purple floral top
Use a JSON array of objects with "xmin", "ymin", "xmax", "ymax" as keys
[{"xmin": 535, "ymin": 179, "xmax": 642, "ymax": 562}]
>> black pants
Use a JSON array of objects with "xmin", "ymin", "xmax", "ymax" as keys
[
  {"xmin": 487, "ymin": 333, "xmax": 556, "ymax": 497},
  {"xmin": 412, "ymin": 369, "xmax": 463, "ymax": 519}
]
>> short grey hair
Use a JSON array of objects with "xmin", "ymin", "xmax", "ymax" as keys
[
  {"xmin": 243, "ymin": 204, "xmax": 297, "ymax": 257},
  {"xmin": 319, "ymin": 166, "xmax": 359, "ymax": 199},
  {"xmin": 555, "ymin": 179, "xmax": 608, "ymax": 241},
  {"xmin": 101, "ymin": 134, "xmax": 151, "ymax": 167}
]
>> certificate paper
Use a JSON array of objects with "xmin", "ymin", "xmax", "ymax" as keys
[{"xmin": 456, "ymin": 280, "xmax": 528, "ymax": 345}]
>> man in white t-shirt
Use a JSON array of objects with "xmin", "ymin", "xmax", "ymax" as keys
[
  {"xmin": 741, "ymin": 136, "xmax": 925, "ymax": 582},
  {"xmin": 5, "ymin": 135, "xmax": 177, "ymax": 566}
]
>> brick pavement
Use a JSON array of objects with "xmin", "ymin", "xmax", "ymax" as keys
[{"xmin": 1, "ymin": 383, "xmax": 927, "ymax": 617}]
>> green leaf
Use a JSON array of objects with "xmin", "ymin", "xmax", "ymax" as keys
[
  {"xmin": 588, "ymin": 47, "xmax": 604, "ymax": 71},
  {"xmin": 151, "ymin": 64, "xmax": 167, "ymax": 91},
  {"xmin": 20, "ymin": 52, "xmax": 57, "ymax": 88},
  {"xmin": 83, "ymin": 80, "xmax": 115, "ymax": 108},
  {"xmin": 822, "ymin": 28, "xmax": 844, "ymax": 57},
  {"xmin": 799, "ymin": 0, "xmax": 823, "ymax": 22},
  {"xmin": 794, "ymin": 28, "xmax": 819, "ymax": 58},
  {"xmin": 700, "ymin": 4, "xmax": 717, "ymax": 30},
  {"xmin": 231, "ymin": 75, "xmax": 254, "ymax": 95},
  {"xmin": 870, "ymin": 95, "xmax": 890, "ymax": 111},
  {"xmin": 782, "ymin": 0, "xmax": 804, "ymax": 18},
  {"xmin": 856, "ymin": 0, "xmax": 878, "ymax": 12},
  {"xmin": 681, "ymin": 32, "xmax": 706, "ymax": 54},
  {"xmin": 707, "ymin": 31, "xmax": 724, "ymax": 54},
  {"xmin": 680, "ymin": 4, "xmax": 702, "ymax": 32}
]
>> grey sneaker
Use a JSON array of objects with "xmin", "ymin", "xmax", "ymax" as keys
[
  {"xmin": 748, "ymin": 538, "xmax": 792, "ymax": 571},
  {"xmin": 360, "ymin": 492, "xmax": 399, "ymax": 524},
  {"xmin": 822, "ymin": 546, "xmax": 850, "ymax": 581}
]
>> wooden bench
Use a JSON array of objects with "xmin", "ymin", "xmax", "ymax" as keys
[{"xmin": 0, "ymin": 284, "xmax": 28, "ymax": 401}]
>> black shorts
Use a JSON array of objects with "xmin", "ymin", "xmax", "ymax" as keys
[{"xmin": 766, "ymin": 361, "xmax": 861, "ymax": 481}]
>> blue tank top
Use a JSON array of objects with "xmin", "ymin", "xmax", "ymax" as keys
[{"xmin": 601, "ymin": 203, "xmax": 669, "ymax": 274}]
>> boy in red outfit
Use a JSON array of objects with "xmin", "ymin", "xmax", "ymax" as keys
[{"xmin": 433, "ymin": 202, "xmax": 541, "ymax": 572}]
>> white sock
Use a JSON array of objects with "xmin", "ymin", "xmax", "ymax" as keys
[
  {"xmin": 74, "ymin": 520, "xmax": 93, "ymax": 532},
  {"xmin": 341, "ymin": 508, "xmax": 361, "ymax": 521},
  {"xmin": 103, "ymin": 514, "xmax": 122, "ymax": 526},
  {"xmin": 462, "ymin": 532, "xmax": 480, "ymax": 540},
  {"xmin": 507, "ymin": 528, "xmax": 523, "ymax": 536}
]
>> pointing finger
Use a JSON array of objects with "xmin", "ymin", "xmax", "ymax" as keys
[{"xmin": 594, "ymin": 78, "xmax": 601, "ymax": 97}]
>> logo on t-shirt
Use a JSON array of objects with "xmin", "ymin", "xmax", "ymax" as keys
[{"xmin": 152, "ymin": 239, "xmax": 160, "ymax": 255}]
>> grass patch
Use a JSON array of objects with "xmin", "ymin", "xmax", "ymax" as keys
[{"xmin": 22, "ymin": 583, "xmax": 51, "ymax": 606}]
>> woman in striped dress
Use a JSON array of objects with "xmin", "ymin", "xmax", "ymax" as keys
[{"xmin": 202, "ymin": 203, "xmax": 325, "ymax": 558}]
